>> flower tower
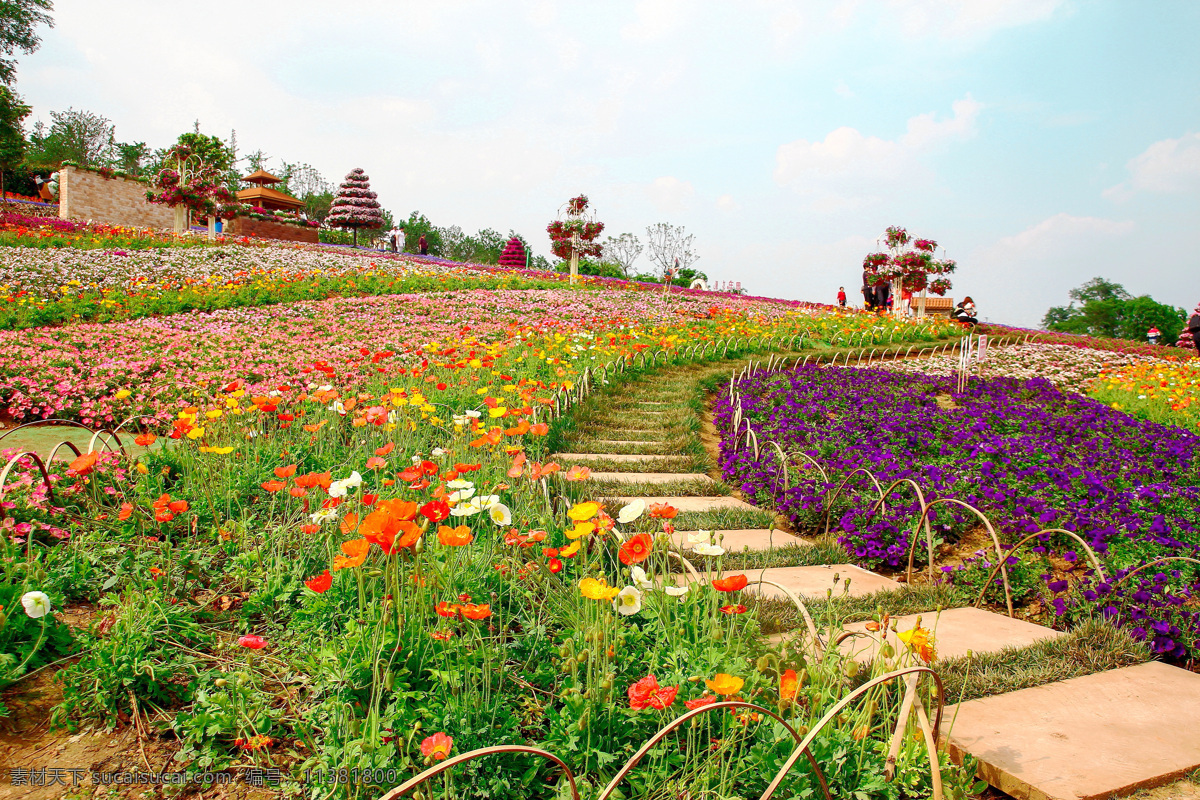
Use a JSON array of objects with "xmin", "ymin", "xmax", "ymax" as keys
[
  {"xmin": 147, "ymin": 144, "xmax": 237, "ymax": 238},
  {"xmin": 862, "ymin": 226, "xmax": 956, "ymax": 318},
  {"xmin": 497, "ymin": 237, "xmax": 527, "ymax": 268},
  {"xmin": 327, "ymin": 168, "xmax": 384, "ymax": 247},
  {"xmin": 547, "ymin": 195, "xmax": 604, "ymax": 284}
]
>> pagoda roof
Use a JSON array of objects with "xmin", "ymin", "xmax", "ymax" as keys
[
  {"xmin": 235, "ymin": 186, "xmax": 305, "ymax": 210},
  {"xmin": 243, "ymin": 169, "xmax": 283, "ymax": 185}
]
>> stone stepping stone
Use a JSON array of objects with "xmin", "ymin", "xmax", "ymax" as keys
[
  {"xmin": 555, "ymin": 453, "xmax": 688, "ymax": 465},
  {"xmin": 670, "ymin": 529, "xmax": 809, "ymax": 552},
  {"xmin": 588, "ymin": 472, "xmax": 714, "ymax": 485},
  {"xmin": 601, "ymin": 495, "xmax": 757, "ymax": 514},
  {"xmin": 945, "ymin": 661, "xmax": 1200, "ymax": 800},
  {"xmin": 742, "ymin": 564, "xmax": 901, "ymax": 599},
  {"xmin": 836, "ymin": 607, "xmax": 1061, "ymax": 663},
  {"xmin": 584, "ymin": 439, "xmax": 664, "ymax": 447}
]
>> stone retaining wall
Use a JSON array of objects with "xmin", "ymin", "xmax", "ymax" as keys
[
  {"xmin": 57, "ymin": 166, "xmax": 174, "ymax": 229},
  {"xmin": 226, "ymin": 216, "xmax": 319, "ymax": 243}
]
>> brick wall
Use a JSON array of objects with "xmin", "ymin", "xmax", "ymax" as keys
[
  {"xmin": 58, "ymin": 166, "xmax": 174, "ymax": 229},
  {"xmin": 226, "ymin": 216, "xmax": 319, "ymax": 244}
]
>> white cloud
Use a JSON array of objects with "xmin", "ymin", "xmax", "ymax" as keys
[
  {"xmin": 888, "ymin": 0, "xmax": 1065, "ymax": 39},
  {"xmin": 1104, "ymin": 132, "xmax": 1200, "ymax": 200},
  {"xmin": 968, "ymin": 213, "xmax": 1136, "ymax": 326},
  {"xmin": 715, "ymin": 194, "xmax": 739, "ymax": 212},
  {"xmin": 645, "ymin": 176, "xmax": 695, "ymax": 214},
  {"xmin": 621, "ymin": 0, "xmax": 687, "ymax": 42},
  {"xmin": 833, "ymin": 80, "xmax": 855, "ymax": 98},
  {"xmin": 774, "ymin": 95, "xmax": 981, "ymax": 208}
]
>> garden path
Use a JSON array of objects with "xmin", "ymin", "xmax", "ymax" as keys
[{"xmin": 560, "ymin": 356, "xmax": 1200, "ymax": 800}]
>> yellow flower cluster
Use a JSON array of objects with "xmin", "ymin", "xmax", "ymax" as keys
[{"xmin": 1090, "ymin": 359, "xmax": 1200, "ymax": 429}]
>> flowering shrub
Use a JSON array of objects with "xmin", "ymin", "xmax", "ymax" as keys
[
  {"xmin": 326, "ymin": 168, "xmax": 384, "ymax": 233},
  {"xmin": 717, "ymin": 365, "xmax": 1200, "ymax": 658}
]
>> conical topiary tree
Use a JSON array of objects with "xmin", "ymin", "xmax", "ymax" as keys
[
  {"xmin": 497, "ymin": 237, "xmax": 527, "ymax": 268},
  {"xmin": 327, "ymin": 168, "xmax": 384, "ymax": 246}
]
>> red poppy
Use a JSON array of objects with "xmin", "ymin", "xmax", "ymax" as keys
[
  {"xmin": 301, "ymin": 524, "xmax": 320, "ymax": 535},
  {"xmin": 685, "ymin": 694, "xmax": 719, "ymax": 711},
  {"xmin": 420, "ymin": 500, "xmax": 451, "ymax": 523},
  {"xmin": 628, "ymin": 675, "xmax": 679, "ymax": 710},
  {"xmin": 720, "ymin": 604, "xmax": 748, "ymax": 615},
  {"xmin": 454, "ymin": 462, "xmax": 482, "ymax": 473},
  {"xmin": 289, "ymin": 487, "xmax": 307, "ymax": 498},
  {"xmin": 167, "ymin": 499, "xmax": 189, "ymax": 514},
  {"xmin": 305, "ymin": 570, "xmax": 333, "ymax": 593},
  {"xmin": 779, "ymin": 669, "xmax": 799, "ymax": 702},
  {"xmin": 274, "ymin": 464, "xmax": 297, "ymax": 479},
  {"xmin": 134, "ymin": 433, "xmax": 157, "ymax": 447},
  {"xmin": 420, "ymin": 732, "xmax": 453, "ymax": 761},
  {"xmin": 375, "ymin": 442, "xmax": 395, "ymax": 456},
  {"xmin": 619, "ymin": 533, "xmax": 654, "ymax": 566},
  {"xmin": 459, "ymin": 603, "xmax": 491, "ymax": 620},
  {"xmin": 548, "ymin": 558, "xmax": 563, "ymax": 573},
  {"xmin": 435, "ymin": 601, "xmax": 458, "ymax": 618},
  {"xmin": 712, "ymin": 574, "xmax": 749, "ymax": 592},
  {"xmin": 237, "ymin": 634, "xmax": 267, "ymax": 649},
  {"xmin": 261, "ymin": 479, "xmax": 286, "ymax": 493},
  {"xmin": 118, "ymin": 502, "xmax": 134, "ymax": 521}
]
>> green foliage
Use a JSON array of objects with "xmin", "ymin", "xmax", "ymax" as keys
[
  {"xmin": 0, "ymin": 0, "xmax": 54, "ymax": 85},
  {"xmin": 1043, "ymin": 277, "xmax": 1186, "ymax": 344},
  {"xmin": 25, "ymin": 107, "xmax": 115, "ymax": 169},
  {"xmin": 0, "ymin": 84, "xmax": 30, "ymax": 192},
  {"xmin": 55, "ymin": 590, "xmax": 214, "ymax": 725},
  {"xmin": 400, "ymin": 210, "xmax": 444, "ymax": 255}
]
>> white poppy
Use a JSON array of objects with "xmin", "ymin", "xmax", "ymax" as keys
[
  {"xmin": 476, "ymin": 495, "xmax": 501, "ymax": 510},
  {"xmin": 431, "ymin": 447, "xmax": 447, "ymax": 457},
  {"xmin": 328, "ymin": 400, "xmax": 347, "ymax": 416},
  {"xmin": 689, "ymin": 530, "xmax": 725, "ymax": 557},
  {"xmin": 488, "ymin": 503, "xmax": 512, "ymax": 526},
  {"xmin": 450, "ymin": 499, "xmax": 483, "ymax": 517},
  {"xmin": 664, "ymin": 584, "xmax": 690, "ymax": 598},
  {"xmin": 617, "ymin": 499, "xmax": 646, "ymax": 524},
  {"xmin": 630, "ymin": 566, "xmax": 654, "ymax": 590},
  {"xmin": 21, "ymin": 591, "xmax": 52, "ymax": 619},
  {"xmin": 309, "ymin": 507, "xmax": 339, "ymax": 524},
  {"xmin": 328, "ymin": 471, "xmax": 363, "ymax": 498},
  {"xmin": 465, "ymin": 409, "xmax": 482, "ymax": 419},
  {"xmin": 446, "ymin": 479, "xmax": 475, "ymax": 490},
  {"xmin": 448, "ymin": 488, "xmax": 476, "ymax": 503},
  {"xmin": 613, "ymin": 586, "xmax": 643, "ymax": 616}
]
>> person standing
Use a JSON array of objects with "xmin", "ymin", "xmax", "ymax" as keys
[
  {"xmin": 1188, "ymin": 304, "xmax": 1200, "ymax": 356},
  {"xmin": 837, "ymin": 286, "xmax": 847, "ymax": 307},
  {"xmin": 418, "ymin": 234, "xmax": 428, "ymax": 255}
]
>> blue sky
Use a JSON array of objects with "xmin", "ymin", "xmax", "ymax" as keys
[{"xmin": 19, "ymin": 0, "xmax": 1200, "ymax": 326}]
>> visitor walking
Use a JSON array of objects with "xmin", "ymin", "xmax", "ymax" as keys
[
  {"xmin": 837, "ymin": 287, "xmax": 847, "ymax": 307},
  {"xmin": 1188, "ymin": 304, "xmax": 1200, "ymax": 356},
  {"xmin": 418, "ymin": 234, "xmax": 428, "ymax": 255}
]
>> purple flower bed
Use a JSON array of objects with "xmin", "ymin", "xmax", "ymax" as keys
[{"xmin": 716, "ymin": 365, "xmax": 1200, "ymax": 658}]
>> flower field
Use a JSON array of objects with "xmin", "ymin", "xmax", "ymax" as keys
[
  {"xmin": 1, "ymin": 241, "xmax": 964, "ymax": 797},
  {"xmin": 1089, "ymin": 359, "xmax": 1200, "ymax": 431},
  {"xmin": 717, "ymin": 365, "xmax": 1200, "ymax": 659}
]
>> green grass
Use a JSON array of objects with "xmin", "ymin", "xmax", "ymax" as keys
[
  {"xmin": 614, "ymin": 505, "xmax": 779, "ymax": 532},
  {"xmin": 547, "ymin": 454, "xmax": 705, "ymax": 473},
  {"xmin": 937, "ymin": 618, "xmax": 1151, "ymax": 703}
]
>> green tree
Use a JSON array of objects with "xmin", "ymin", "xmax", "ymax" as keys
[
  {"xmin": 400, "ymin": 211, "xmax": 443, "ymax": 256},
  {"xmin": 114, "ymin": 141, "xmax": 149, "ymax": 176},
  {"xmin": 0, "ymin": 0, "xmax": 54, "ymax": 85},
  {"xmin": 25, "ymin": 107, "xmax": 114, "ymax": 169},
  {"xmin": 169, "ymin": 132, "xmax": 237, "ymax": 189},
  {"xmin": 1043, "ymin": 277, "xmax": 1185, "ymax": 344},
  {"xmin": 0, "ymin": 84, "xmax": 30, "ymax": 195}
]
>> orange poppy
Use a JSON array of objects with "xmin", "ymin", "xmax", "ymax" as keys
[
  {"xmin": 332, "ymin": 538, "xmax": 370, "ymax": 571},
  {"xmin": 648, "ymin": 502, "xmax": 678, "ymax": 519},
  {"xmin": 275, "ymin": 464, "xmax": 297, "ymax": 479},
  {"xmin": 712, "ymin": 574, "xmax": 748, "ymax": 592},
  {"xmin": 375, "ymin": 442, "xmax": 395, "ymax": 456},
  {"xmin": 339, "ymin": 513, "xmax": 360, "ymax": 535},
  {"xmin": 438, "ymin": 525, "xmax": 474, "ymax": 546},
  {"xmin": 68, "ymin": 451, "xmax": 100, "ymax": 476},
  {"xmin": 260, "ymin": 479, "xmax": 286, "ymax": 493},
  {"xmin": 779, "ymin": 669, "xmax": 799, "ymax": 702},
  {"xmin": 618, "ymin": 533, "xmax": 653, "ymax": 565},
  {"xmin": 459, "ymin": 603, "xmax": 491, "ymax": 620},
  {"xmin": 134, "ymin": 433, "xmax": 157, "ymax": 447}
]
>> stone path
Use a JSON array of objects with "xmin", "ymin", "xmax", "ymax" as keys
[
  {"xmin": 945, "ymin": 661, "xmax": 1200, "ymax": 800},
  {"xmin": 565, "ymin": 359, "xmax": 1200, "ymax": 800}
]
